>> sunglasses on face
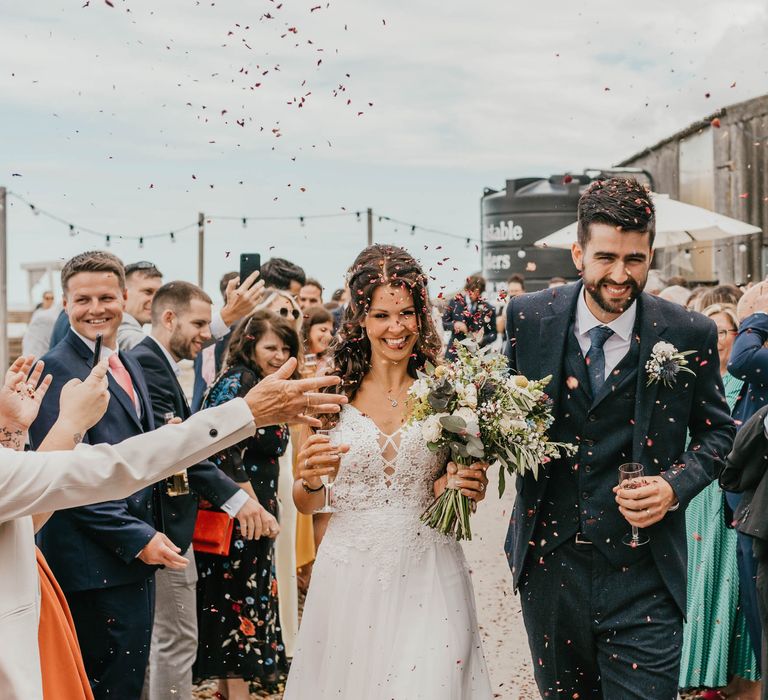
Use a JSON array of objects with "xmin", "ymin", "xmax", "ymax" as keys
[{"xmin": 278, "ymin": 307, "xmax": 301, "ymax": 320}]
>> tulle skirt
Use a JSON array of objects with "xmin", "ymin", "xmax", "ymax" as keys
[{"xmin": 284, "ymin": 509, "xmax": 492, "ymax": 699}]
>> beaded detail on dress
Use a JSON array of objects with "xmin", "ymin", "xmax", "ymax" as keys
[{"xmin": 319, "ymin": 404, "xmax": 457, "ymax": 587}]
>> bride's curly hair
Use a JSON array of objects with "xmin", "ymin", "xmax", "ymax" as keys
[{"xmin": 326, "ymin": 244, "xmax": 441, "ymax": 406}]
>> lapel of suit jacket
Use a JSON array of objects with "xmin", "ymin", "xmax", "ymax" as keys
[
  {"xmin": 536, "ymin": 282, "xmax": 582, "ymax": 412},
  {"xmin": 632, "ymin": 292, "xmax": 669, "ymax": 463},
  {"xmin": 143, "ymin": 337, "xmax": 191, "ymax": 419}
]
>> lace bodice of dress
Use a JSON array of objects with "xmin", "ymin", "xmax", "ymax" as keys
[
  {"xmin": 319, "ymin": 405, "xmax": 458, "ymax": 586},
  {"xmin": 329, "ymin": 404, "xmax": 445, "ymax": 513}
]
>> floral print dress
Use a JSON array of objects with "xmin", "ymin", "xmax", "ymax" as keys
[{"xmin": 194, "ymin": 365, "xmax": 290, "ymax": 685}]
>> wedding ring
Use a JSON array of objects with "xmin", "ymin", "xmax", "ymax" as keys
[
  {"xmin": 304, "ymin": 393, "xmax": 311, "ymax": 412},
  {"xmin": 479, "ymin": 483, "xmax": 485, "ymax": 492}
]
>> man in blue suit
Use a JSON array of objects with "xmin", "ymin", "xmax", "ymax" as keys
[
  {"xmin": 29, "ymin": 251, "xmax": 187, "ymax": 700},
  {"xmin": 505, "ymin": 179, "xmax": 735, "ymax": 698},
  {"xmin": 442, "ymin": 274, "xmax": 497, "ymax": 361},
  {"xmin": 130, "ymin": 280, "xmax": 277, "ymax": 699}
]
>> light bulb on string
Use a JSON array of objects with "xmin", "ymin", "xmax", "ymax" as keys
[
  {"xmin": 105, "ymin": 235, "xmax": 111, "ymax": 247},
  {"xmin": 465, "ymin": 238, "xmax": 470, "ymax": 248},
  {"xmin": 299, "ymin": 216, "xmax": 305, "ymax": 227},
  {"xmin": 410, "ymin": 225, "xmax": 416, "ymax": 236},
  {"xmin": 139, "ymin": 237, "xmax": 144, "ymax": 249},
  {"xmin": 684, "ymin": 249, "xmax": 691, "ymax": 260},
  {"xmin": 242, "ymin": 218, "xmax": 247, "ymax": 228},
  {"xmin": 69, "ymin": 224, "xmax": 76, "ymax": 237},
  {"xmin": 30, "ymin": 204, "xmax": 38, "ymax": 215},
  {"xmin": 356, "ymin": 211, "xmax": 361, "ymax": 222},
  {"xmin": 170, "ymin": 232, "xmax": 175, "ymax": 243}
]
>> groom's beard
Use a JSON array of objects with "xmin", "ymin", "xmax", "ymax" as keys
[{"xmin": 584, "ymin": 275, "xmax": 644, "ymax": 315}]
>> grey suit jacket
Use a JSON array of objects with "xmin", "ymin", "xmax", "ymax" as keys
[{"xmin": 0, "ymin": 398, "xmax": 255, "ymax": 700}]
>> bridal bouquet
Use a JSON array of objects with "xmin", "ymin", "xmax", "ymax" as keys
[{"xmin": 408, "ymin": 340, "xmax": 575, "ymax": 541}]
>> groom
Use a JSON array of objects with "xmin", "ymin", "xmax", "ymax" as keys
[{"xmin": 504, "ymin": 178, "xmax": 735, "ymax": 698}]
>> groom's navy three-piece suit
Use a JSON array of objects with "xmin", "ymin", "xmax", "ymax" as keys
[{"xmin": 505, "ymin": 282, "xmax": 735, "ymax": 699}]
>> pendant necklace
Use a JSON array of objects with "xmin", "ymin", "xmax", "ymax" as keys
[{"xmin": 372, "ymin": 372, "xmax": 409, "ymax": 408}]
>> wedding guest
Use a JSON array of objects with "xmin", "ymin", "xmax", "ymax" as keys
[
  {"xmin": 680, "ymin": 303, "xmax": 760, "ymax": 698},
  {"xmin": 548, "ymin": 276, "xmax": 567, "ymax": 287},
  {"xmin": 298, "ymin": 278, "xmax": 323, "ymax": 310},
  {"xmin": 687, "ymin": 285, "xmax": 710, "ymax": 311},
  {"xmin": 195, "ymin": 310, "xmax": 298, "ymax": 700},
  {"xmin": 0, "ymin": 351, "xmax": 347, "ymax": 700},
  {"xmin": 257, "ymin": 287, "xmax": 303, "ymax": 334},
  {"xmin": 260, "ymin": 257, "xmax": 306, "ymax": 296},
  {"xmin": 697, "ymin": 284, "xmax": 744, "ymax": 311},
  {"xmin": 190, "ymin": 270, "xmax": 266, "ymax": 411},
  {"xmin": 442, "ymin": 274, "xmax": 497, "ymax": 360},
  {"xmin": 129, "ymin": 281, "xmax": 274, "ymax": 700},
  {"xmin": 301, "ymin": 305, "xmax": 333, "ymax": 374},
  {"xmin": 659, "ymin": 283, "xmax": 692, "ymax": 306},
  {"xmin": 29, "ymin": 251, "xmax": 170, "ymax": 700},
  {"xmin": 727, "ymin": 281, "xmax": 768, "ymax": 675},
  {"xmin": 117, "ymin": 261, "xmax": 163, "ymax": 351},
  {"xmin": 23, "ymin": 296, "xmax": 60, "ymax": 358},
  {"xmin": 496, "ymin": 274, "xmax": 526, "ymax": 340}
]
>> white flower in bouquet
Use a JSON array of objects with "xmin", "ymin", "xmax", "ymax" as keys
[
  {"xmin": 460, "ymin": 383, "xmax": 478, "ymax": 409},
  {"xmin": 421, "ymin": 413, "xmax": 446, "ymax": 443},
  {"xmin": 454, "ymin": 406, "xmax": 479, "ymax": 428},
  {"xmin": 410, "ymin": 378, "xmax": 432, "ymax": 401}
]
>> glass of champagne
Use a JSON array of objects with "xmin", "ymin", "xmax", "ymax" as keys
[
  {"xmin": 164, "ymin": 412, "xmax": 190, "ymax": 496},
  {"xmin": 314, "ymin": 427, "xmax": 343, "ymax": 514},
  {"xmin": 618, "ymin": 462, "xmax": 650, "ymax": 547},
  {"xmin": 303, "ymin": 353, "xmax": 318, "ymax": 376}
]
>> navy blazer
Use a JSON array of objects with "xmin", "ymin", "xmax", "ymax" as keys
[
  {"xmin": 442, "ymin": 294, "xmax": 497, "ymax": 360},
  {"xmin": 129, "ymin": 336, "xmax": 241, "ymax": 550},
  {"xmin": 504, "ymin": 282, "xmax": 736, "ymax": 613},
  {"xmin": 29, "ymin": 329, "xmax": 160, "ymax": 592},
  {"xmin": 728, "ymin": 312, "xmax": 768, "ymax": 427}
]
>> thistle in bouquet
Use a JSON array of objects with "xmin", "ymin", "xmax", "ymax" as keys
[{"xmin": 409, "ymin": 339, "xmax": 575, "ymax": 541}]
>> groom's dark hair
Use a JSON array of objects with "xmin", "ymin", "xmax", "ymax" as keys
[{"xmin": 577, "ymin": 177, "xmax": 655, "ymax": 249}]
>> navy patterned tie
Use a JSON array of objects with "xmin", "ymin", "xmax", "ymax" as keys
[{"xmin": 586, "ymin": 325, "xmax": 614, "ymax": 397}]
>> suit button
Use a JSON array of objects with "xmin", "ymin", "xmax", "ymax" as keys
[
  {"xmin": 582, "ymin": 491, "xmax": 589, "ymax": 499},
  {"xmin": 588, "ymin": 414, "xmax": 597, "ymax": 422},
  {"xmin": 582, "ymin": 438, "xmax": 594, "ymax": 447},
  {"xmin": 209, "ymin": 428, "xmax": 218, "ymax": 437},
  {"xmin": 585, "ymin": 465, "xmax": 592, "ymax": 473}
]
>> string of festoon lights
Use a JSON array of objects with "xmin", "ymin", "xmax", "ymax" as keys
[{"xmin": 8, "ymin": 191, "xmax": 480, "ymax": 248}]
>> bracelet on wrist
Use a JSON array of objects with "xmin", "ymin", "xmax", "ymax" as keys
[{"xmin": 302, "ymin": 479, "xmax": 325, "ymax": 494}]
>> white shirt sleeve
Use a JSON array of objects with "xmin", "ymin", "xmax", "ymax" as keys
[
  {"xmin": 220, "ymin": 488, "xmax": 250, "ymax": 517},
  {"xmin": 210, "ymin": 310, "xmax": 230, "ymax": 341}
]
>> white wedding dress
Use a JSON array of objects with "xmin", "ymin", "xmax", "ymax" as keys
[{"xmin": 284, "ymin": 404, "xmax": 492, "ymax": 699}]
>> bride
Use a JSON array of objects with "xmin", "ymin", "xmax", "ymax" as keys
[{"xmin": 284, "ymin": 245, "xmax": 492, "ymax": 699}]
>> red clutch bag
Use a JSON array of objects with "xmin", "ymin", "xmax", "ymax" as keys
[{"xmin": 192, "ymin": 509, "xmax": 234, "ymax": 556}]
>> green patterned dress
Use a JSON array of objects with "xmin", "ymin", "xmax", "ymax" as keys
[{"xmin": 679, "ymin": 372, "xmax": 759, "ymax": 689}]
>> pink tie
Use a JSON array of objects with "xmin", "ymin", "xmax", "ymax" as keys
[{"xmin": 108, "ymin": 354, "xmax": 136, "ymax": 406}]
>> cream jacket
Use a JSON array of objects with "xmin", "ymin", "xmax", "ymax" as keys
[{"xmin": 0, "ymin": 398, "xmax": 255, "ymax": 700}]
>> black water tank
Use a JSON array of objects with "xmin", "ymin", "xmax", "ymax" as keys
[{"xmin": 481, "ymin": 175, "xmax": 590, "ymax": 292}]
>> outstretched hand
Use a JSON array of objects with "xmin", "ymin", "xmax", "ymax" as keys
[
  {"xmin": 0, "ymin": 355, "xmax": 52, "ymax": 431},
  {"xmin": 244, "ymin": 357, "xmax": 347, "ymax": 428}
]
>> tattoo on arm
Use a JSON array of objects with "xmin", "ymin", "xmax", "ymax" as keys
[
  {"xmin": 0, "ymin": 427, "xmax": 25, "ymax": 451},
  {"xmin": 73, "ymin": 433, "xmax": 83, "ymax": 446}
]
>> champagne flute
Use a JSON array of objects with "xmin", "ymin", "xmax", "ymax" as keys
[
  {"xmin": 303, "ymin": 353, "xmax": 318, "ymax": 376},
  {"xmin": 314, "ymin": 427, "xmax": 344, "ymax": 514},
  {"xmin": 164, "ymin": 412, "xmax": 189, "ymax": 496},
  {"xmin": 618, "ymin": 462, "xmax": 650, "ymax": 547}
]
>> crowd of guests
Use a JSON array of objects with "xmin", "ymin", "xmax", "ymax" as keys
[{"xmin": 12, "ymin": 246, "xmax": 768, "ymax": 700}]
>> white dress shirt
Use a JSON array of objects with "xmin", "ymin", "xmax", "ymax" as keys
[
  {"xmin": 574, "ymin": 289, "xmax": 637, "ymax": 380},
  {"xmin": 147, "ymin": 335, "xmax": 249, "ymax": 517}
]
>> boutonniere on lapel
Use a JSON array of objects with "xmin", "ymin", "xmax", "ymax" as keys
[{"xmin": 645, "ymin": 341, "xmax": 696, "ymax": 388}]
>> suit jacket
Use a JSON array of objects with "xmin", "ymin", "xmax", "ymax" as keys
[
  {"xmin": 504, "ymin": 282, "xmax": 735, "ymax": 613},
  {"xmin": 720, "ymin": 404, "xmax": 768, "ymax": 540},
  {"xmin": 29, "ymin": 330, "xmax": 160, "ymax": 592},
  {"xmin": 728, "ymin": 312, "xmax": 768, "ymax": 426},
  {"xmin": 0, "ymin": 398, "xmax": 254, "ymax": 700},
  {"xmin": 129, "ymin": 336, "xmax": 241, "ymax": 549},
  {"xmin": 442, "ymin": 294, "xmax": 497, "ymax": 359}
]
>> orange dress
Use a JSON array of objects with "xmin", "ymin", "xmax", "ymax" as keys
[{"xmin": 36, "ymin": 548, "xmax": 93, "ymax": 700}]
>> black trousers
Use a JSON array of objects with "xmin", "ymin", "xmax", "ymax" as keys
[
  {"xmin": 752, "ymin": 540, "xmax": 768, "ymax": 700},
  {"xmin": 519, "ymin": 539, "xmax": 682, "ymax": 699},
  {"xmin": 66, "ymin": 577, "xmax": 155, "ymax": 700}
]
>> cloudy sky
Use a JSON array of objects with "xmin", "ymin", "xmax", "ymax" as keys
[{"xmin": 2, "ymin": 0, "xmax": 768, "ymax": 306}]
